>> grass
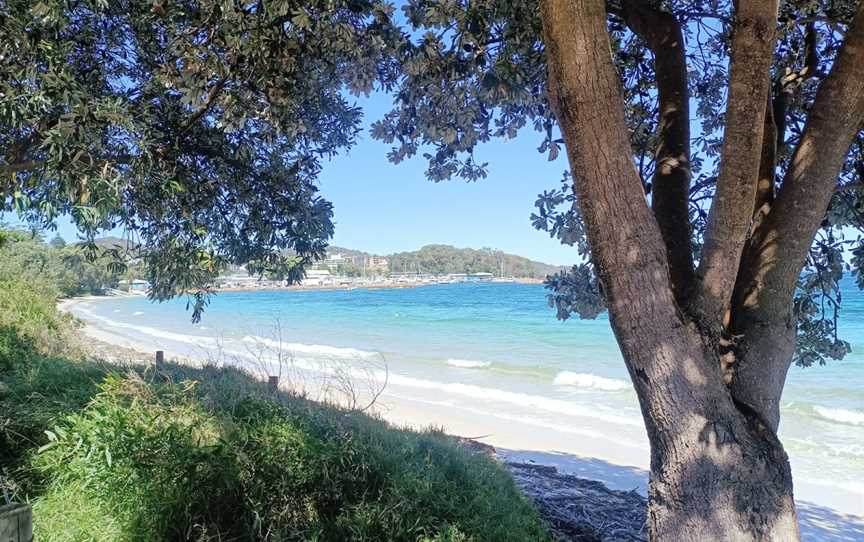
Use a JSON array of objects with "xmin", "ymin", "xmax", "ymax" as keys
[{"xmin": 0, "ymin": 280, "xmax": 554, "ymax": 541}]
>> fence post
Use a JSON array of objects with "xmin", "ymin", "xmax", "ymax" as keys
[
  {"xmin": 268, "ymin": 375, "xmax": 279, "ymax": 393},
  {"xmin": 155, "ymin": 350, "xmax": 164, "ymax": 369},
  {"xmin": 0, "ymin": 504, "xmax": 33, "ymax": 542}
]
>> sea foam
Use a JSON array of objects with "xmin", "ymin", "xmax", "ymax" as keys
[
  {"xmin": 814, "ymin": 406, "xmax": 864, "ymax": 426},
  {"xmin": 241, "ymin": 335, "xmax": 378, "ymax": 359},
  {"xmin": 72, "ymin": 307, "xmax": 217, "ymax": 347},
  {"xmin": 553, "ymin": 371, "xmax": 629, "ymax": 391},
  {"xmin": 385, "ymin": 373, "xmax": 642, "ymax": 427},
  {"xmin": 446, "ymin": 358, "xmax": 492, "ymax": 369}
]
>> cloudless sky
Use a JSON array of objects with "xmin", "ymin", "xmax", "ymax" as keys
[
  {"xmin": 317, "ymin": 92, "xmax": 575, "ymax": 264},
  {"xmin": 19, "ymin": 90, "xmax": 580, "ymax": 266}
]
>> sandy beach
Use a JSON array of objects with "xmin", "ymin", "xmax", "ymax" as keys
[{"xmin": 58, "ymin": 295, "xmax": 864, "ymax": 541}]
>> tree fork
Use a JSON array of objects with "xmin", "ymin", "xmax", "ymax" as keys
[
  {"xmin": 694, "ymin": 0, "xmax": 780, "ymax": 331},
  {"xmin": 540, "ymin": 0, "xmax": 799, "ymax": 539},
  {"xmin": 729, "ymin": 2, "xmax": 864, "ymax": 432}
]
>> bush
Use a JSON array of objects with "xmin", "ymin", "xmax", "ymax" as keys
[
  {"xmin": 0, "ymin": 277, "xmax": 76, "ymax": 363},
  {"xmin": 0, "ymin": 245, "xmax": 551, "ymax": 541},
  {"xmin": 20, "ymin": 366, "xmax": 552, "ymax": 542},
  {"xmin": 0, "ymin": 326, "xmax": 33, "ymax": 373},
  {"xmin": 0, "ymin": 356, "xmax": 110, "ymax": 491}
]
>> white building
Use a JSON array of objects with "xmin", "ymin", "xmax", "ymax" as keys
[{"xmin": 302, "ymin": 269, "xmax": 333, "ymax": 286}]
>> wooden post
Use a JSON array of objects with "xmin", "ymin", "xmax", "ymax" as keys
[
  {"xmin": 0, "ymin": 504, "xmax": 32, "ymax": 542},
  {"xmin": 268, "ymin": 375, "xmax": 279, "ymax": 393},
  {"xmin": 155, "ymin": 350, "xmax": 164, "ymax": 369}
]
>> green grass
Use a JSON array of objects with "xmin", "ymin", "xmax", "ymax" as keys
[
  {"xmin": 3, "ymin": 357, "xmax": 553, "ymax": 541},
  {"xmin": 0, "ymin": 281, "xmax": 553, "ymax": 541}
]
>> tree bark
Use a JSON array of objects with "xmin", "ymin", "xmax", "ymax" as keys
[
  {"xmin": 754, "ymin": 91, "xmax": 777, "ymax": 221},
  {"xmin": 730, "ymin": 3, "xmax": 864, "ymax": 431},
  {"xmin": 539, "ymin": 0, "xmax": 799, "ymax": 539},
  {"xmin": 618, "ymin": 0, "xmax": 694, "ymax": 307},
  {"xmin": 694, "ymin": 0, "xmax": 780, "ymax": 331}
]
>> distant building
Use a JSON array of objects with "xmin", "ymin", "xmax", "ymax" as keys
[
  {"xmin": 216, "ymin": 274, "xmax": 262, "ymax": 288},
  {"xmin": 302, "ymin": 269, "xmax": 332, "ymax": 286},
  {"xmin": 121, "ymin": 279, "xmax": 150, "ymax": 292},
  {"xmin": 320, "ymin": 253, "xmax": 348, "ymax": 272},
  {"xmin": 367, "ymin": 256, "xmax": 389, "ymax": 271}
]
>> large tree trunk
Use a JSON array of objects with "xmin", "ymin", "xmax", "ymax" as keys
[
  {"xmin": 638, "ymin": 344, "xmax": 799, "ymax": 540},
  {"xmin": 539, "ymin": 0, "xmax": 801, "ymax": 539}
]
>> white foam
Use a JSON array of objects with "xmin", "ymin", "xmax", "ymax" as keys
[
  {"xmin": 132, "ymin": 311, "xmax": 144, "ymax": 316},
  {"xmin": 446, "ymin": 358, "xmax": 491, "ymax": 369},
  {"xmin": 240, "ymin": 335, "xmax": 377, "ymax": 359},
  {"xmin": 553, "ymin": 371, "xmax": 630, "ymax": 391},
  {"xmin": 385, "ymin": 373, "xmax": 642, "ymax": 427},
  {"xmin": 384, "ymin": 391, "xmax": 644, "ymax": 447},
  {"xmin": 72, "ymin": 307, "xmax": 216, "ymax": 347},
  {"xmin": 219, "ymin": 347, "xmax": 641, "ymax": 429},
  {"xmin": 814, "ymin": 406, "xmax": 864, "ymax": 426}
]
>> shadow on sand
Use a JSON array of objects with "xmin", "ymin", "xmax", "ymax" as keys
[{"xmin": 498, "ymin": 448, "xmax": 864, "ymax": 541}]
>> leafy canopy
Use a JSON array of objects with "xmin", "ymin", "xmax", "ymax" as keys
[
  {"xmin": 2, "ymin": 0, "xmax": 862, "ymax": 361},
  {"xmin": 1, "ymin": 0, "xmax": 400, "ymax": 317},
  {"xmin": 371, "ymin": 0, "xmax": 863, "ymax": 366}
]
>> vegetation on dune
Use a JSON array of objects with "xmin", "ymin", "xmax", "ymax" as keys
[
  {"xmin": 0, "ymin": 229, "xmax": 135, "ymax": 298},
  {"xmin": 0, "ymin": 261, "xmax": 552, "ymax": 542}
]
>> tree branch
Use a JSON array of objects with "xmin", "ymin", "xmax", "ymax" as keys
[
  {"xmin": 0, "ymin": 160, "xmax": 44, "ymax": 176},
  {"xmin": 752, "ymin": 22, "xmax": 820, "ymax": 231},
  {"xmin": 617, "ymin": 0, "xmax": 694, "ymax": 306},
  {"xmin": 728, "ymin": 3, "xmax": 864, "ymax": 431},
  {"xmin": 693, "ymin": 0, "xmax": 780, "ymax": 331},
  {"xmin": 0, "ymin": 154, "xmax": 137, "ymax": 177},
  {"xmin": 540, "ymin": 0, "xmax": 708, "ymax": 393},
  {"xmin": 180, "ymin": 76, "xmax": 228, "ymax": 134},
  {"xmin": 754, "ymin": 91, "xmax": 777, "ymax": 222},
  {"xmin": 736, "ymin": 3, "xmax": 864, "ymax": 321}
]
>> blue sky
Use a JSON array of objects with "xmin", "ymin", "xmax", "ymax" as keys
[
  {"xmin": 316, "ymin": 92, "xmax": 575, "ymax": 264},
  {"xmin": 22, "ymin": 90, "xmax": 580, "ymax": 266}
]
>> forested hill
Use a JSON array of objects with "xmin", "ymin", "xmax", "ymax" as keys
[{"xmin": 328, "ymin": 244, "xmax": 565, "ymax": 278}]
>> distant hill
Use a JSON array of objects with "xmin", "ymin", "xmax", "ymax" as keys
[
  {"xmin": 326, "ymin": 244, "xmax": 564, "ymax": 279},
  {"xmin": 79, "ymin": 239, "xmax": 563, "ymax": 278}
]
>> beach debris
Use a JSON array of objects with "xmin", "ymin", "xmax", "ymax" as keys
[
  {"xmin": 455, "ymin": 438, "xmax": 646, "ymax": 541},
  {"xmin": 506, "ymin": 462, "xmax": 647, "ymax": 542}
]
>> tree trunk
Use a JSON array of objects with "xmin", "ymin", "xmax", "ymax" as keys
[
  {"xmin": 638, "ymin": 346, "xmax": 799, "ymax": 540},
  {"xmin": 648, "ymin": 421, "xmax": 798, "ymax": 540},
  {"xmin": 539, "ymin": 1, "xmax": 802, "ymax": 539}
]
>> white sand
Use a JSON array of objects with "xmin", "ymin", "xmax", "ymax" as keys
[{"xmin": 59, "ymin": 297, "xmax": 864, "ymax": 540}]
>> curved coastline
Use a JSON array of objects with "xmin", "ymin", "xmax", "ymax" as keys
[{"xmin": 58, "ymin": 293, "xmax": 864, "ymax": 538}]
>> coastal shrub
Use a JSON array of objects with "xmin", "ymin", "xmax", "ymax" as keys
[
  {"xmin": 0, "ymin": 272, "xmax": 550, "ymax": 541},
  {"xmin": 23, "ymin": 365, "xmax": 552, "ymax": 542},
  {"xmin": 0, "ymin": 325, "xmax": 32, "ymax": 373},
  {"xmin": 0, "ymin": 355, "xmax": 110, "ymax": 493},
  {"xmin": 0, "ymin": 277, "xmax": 76, "ymax": 361}
]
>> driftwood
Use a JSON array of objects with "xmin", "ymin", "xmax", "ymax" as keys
[
  {"xmin": 506, "ymin": 462, "xmax": 647, "ymax": 542},
  {"xmin": 457, "ymin": 438, "xmax": 647, "ymax": 542}
]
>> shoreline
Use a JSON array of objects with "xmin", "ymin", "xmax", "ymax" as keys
[
  {"xmin": 58, "ymin": 298, "xmax": 864, "ymax": 540},
  {"xmin": 74, "ymin": 277, "xmax": 546, "ymax": 300}
]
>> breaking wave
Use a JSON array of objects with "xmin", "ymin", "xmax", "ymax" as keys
[
  {"xmin": 241, "ymin": 335, "xmax": 378, "ymax": 359},
  {"xmin": 553, "ymin": 371, "xmax": 629, "ymax": 391},
  {"xmin": 814, "ymin": 406, "xmax": 864, "ymax": 426},
  {"xmin": 446, "ymin": 358, "xmax": 492, "ymax": 369}
]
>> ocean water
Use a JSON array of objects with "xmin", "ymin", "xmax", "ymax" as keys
[{"xmin": 69, "ymin": 278, "xmax": 864, "ymax": 511}]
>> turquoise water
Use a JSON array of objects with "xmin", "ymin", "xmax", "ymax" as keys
[{"xmin": 70, "ymin": 278, "xmax": 864, "ymax": 510}]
